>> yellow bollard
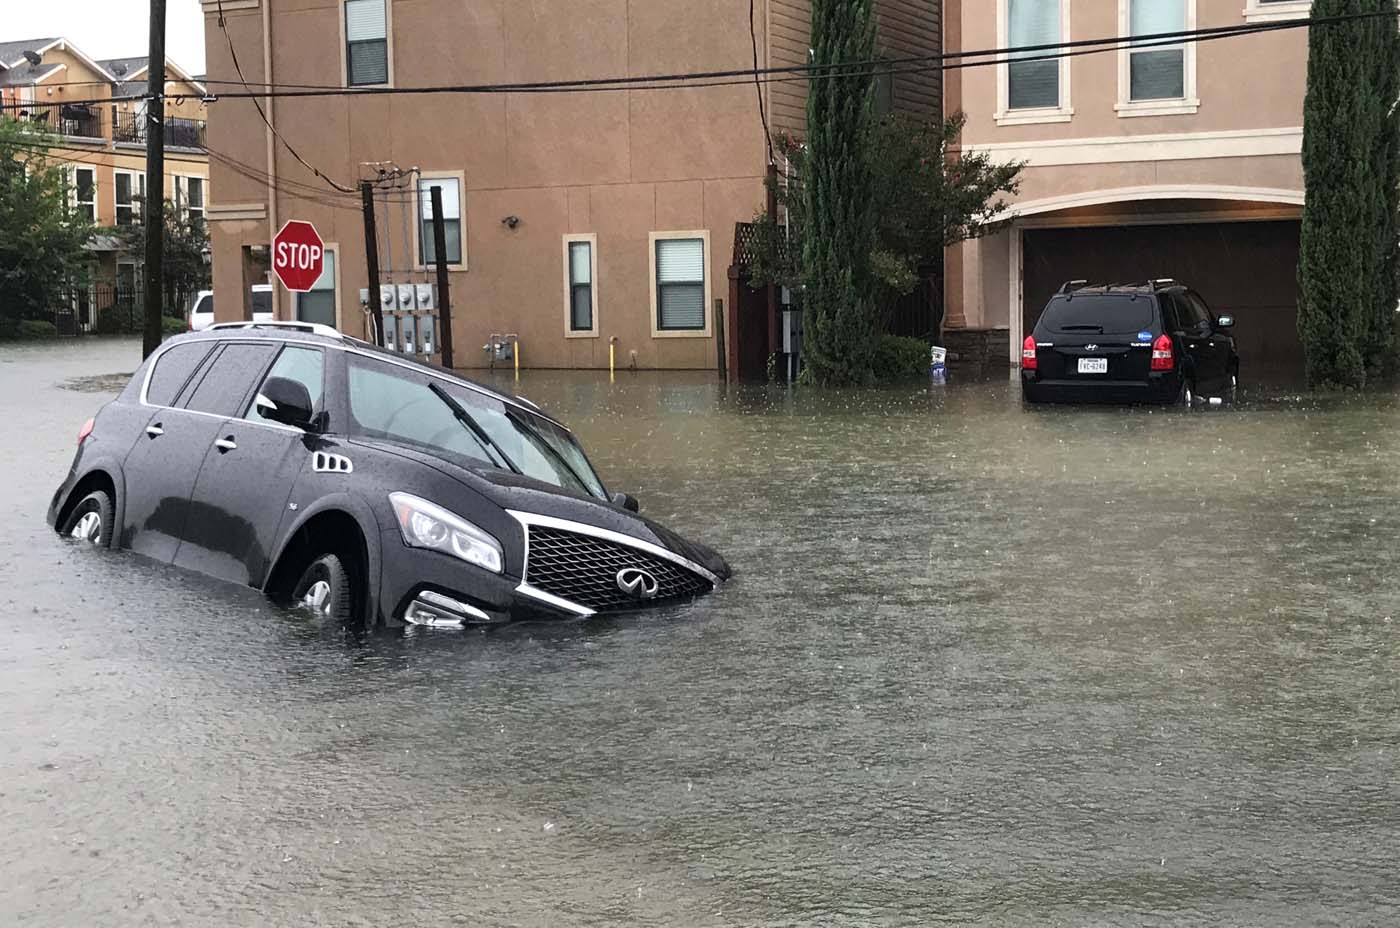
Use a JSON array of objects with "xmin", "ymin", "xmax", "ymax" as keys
[
  {"xmin": 609, "ymin": 336, "xmax": 618, "ymax": 383},
  {"xmin": 513, "ymin": 341, "xmax": 520, "ymax": 381}
]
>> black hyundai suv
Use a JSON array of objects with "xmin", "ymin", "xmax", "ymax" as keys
[
  {"xmin": 48, "ymin": 323, "xmax": 730, "ymax": 628},
  {"xmin": 1021, "ymin": 280, "xmax": 1239, "ymax": 405}
]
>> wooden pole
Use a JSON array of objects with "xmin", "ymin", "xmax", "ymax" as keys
[
  {"xmin": 429, "ymin": 185, "xmax": 454, "ymax": 368},
  {"xmin": 714, "ymin": 297, "xmax": 727, "ymax": 380},
  {"xmin": 361, "ymin": 180, "xmax": 383, "ymax": 344},
  {"xmin": 141, "ymin": 0, "xmax": 167, "ymax": 358}
]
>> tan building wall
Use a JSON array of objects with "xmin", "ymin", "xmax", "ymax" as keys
[
  {"xmin": 945, "ymin": 0, "xmax": 1309, "ymax": 365},
  {"xmin": 203, "ymin": 0, "xmax": 940, "ymax": 370}
]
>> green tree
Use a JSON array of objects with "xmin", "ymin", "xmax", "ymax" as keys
[
  {"xmin": 115, "ymin": 206, "xmax": 210, "ymax": 318},
  {"xmin": 800, "ymin": 0, "xmax": 879, "ymax": 386},
  {"xmin": 748, "ymin": 114, "xmax": 1021, "ymax": 348},
  {"xmin": 0, "ymin": 117, "xmax": 94, "ymax": 327},
  {"xmin": 1299, "ymin": 0, "xmax": 1400, "ymax": 388}
]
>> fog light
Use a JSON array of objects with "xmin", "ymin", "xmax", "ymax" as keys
[{"xmin": 404, "ymin": 591, "xmax": 495, "ymax": 628}]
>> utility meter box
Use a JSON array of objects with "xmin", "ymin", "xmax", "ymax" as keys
[
  {"xmin": 420, "ymin": 315, "xmax": 437, "ymax": 356},
  {"xmin": 396, "ymin": 284, "xmax": 415, "ymax": 311},
  {"xmin": 379, "ymin": 285, "xmax": 396, "ymax": 314},
  {"xmin": 382, "ymin": 313, "xmax": 398, "ymax": 353},
  {"xmin": 414, "ymin": 284, "xmax": 435, "ymax": 312},
  {"xmin": 399, "ymin": 313, "xmax": 417, "ymax": 355}
]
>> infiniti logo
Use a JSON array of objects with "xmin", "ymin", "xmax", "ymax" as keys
[{"xmin": 616, "ymin": 567, "xmax": 660, "ymax": 600}]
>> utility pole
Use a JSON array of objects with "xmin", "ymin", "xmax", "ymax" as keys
[
  {"xmin": 361, "ymin": 180, "xmax": 383, "ymax": 344},
  {"xmin": 430, "ymin": 185, "xmax": 454, "ymax": 369},
  {"xmin": 141, "ymin": 0, "xmax": 167, "ymax": 358}
]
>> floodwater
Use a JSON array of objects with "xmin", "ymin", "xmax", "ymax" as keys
[{"xmin": 4, "ymin": 337, "xmax": 1400, "ymax": 926}]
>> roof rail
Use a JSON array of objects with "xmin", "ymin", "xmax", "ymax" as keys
[
  {"xmin": 208, "ymin": 321, "xmax": 344, "ymax": 339},
  {"xmin": 1148, "ymin": 278, "xmax": 1179, "ymax": 291},
  {"xmin": 1057, "ymin": 279, "xmax": 1088, "ymax": 294}
]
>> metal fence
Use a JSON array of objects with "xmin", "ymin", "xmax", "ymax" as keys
[
  {"xmin": 112, "ymin": 111, "xmax": 207, "ymax": 150},
  {"xmin": 44, "ymin": 283, "xmax": 195, "ymax": 335}
]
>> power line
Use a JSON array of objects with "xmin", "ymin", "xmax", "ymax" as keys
[
  {"xmin": 213, "ymin": 0, "xmax": 354, "ymax": 192},
  {"xmin": 6, "ymin": 12, "xmax": 1393, "ymax": 111},
  {"xmin": 749, "ymin": 0, "xmax": 774, "ymax": 166}
]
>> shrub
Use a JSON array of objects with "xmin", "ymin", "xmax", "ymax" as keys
[
  {"xmin": 19, "ymin": 320, "xmax": 59, "ymax": 340},
  {"xmin": 0, "ymin": 317, "xmax": 19, "ymax": 340},
  {"xmin": 161, "ymin": 316, "xmax": 188, "ymax": 338},
  {"xmin": 871, "ymin": 334, "xmax": 931, "ymax": 382},
  {"xmin": 95, "ymin": 306, "xmax": 139, "ymax": 335}
]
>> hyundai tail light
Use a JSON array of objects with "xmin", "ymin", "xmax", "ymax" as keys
[
  {"xmin": 1150, "ymin": 334, "xmax": 1174, "ymax": 371},
  {"xmin": 1022, "ymin": 335, "xmax": 1038, "ymax": 370}
]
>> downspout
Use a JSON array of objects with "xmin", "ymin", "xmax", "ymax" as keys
[{"xmin": 262, "ymin": 0, "xmax": 279, "ymax": 318}]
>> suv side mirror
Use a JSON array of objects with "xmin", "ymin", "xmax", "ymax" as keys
[
  {"xmin": 1215, "ymin": 315, "xmax": 1235, "ymax": 330},
  {"xmin": 255, "ymin": 376, "xmax": 316, "ymax": 430},
  {"xmin": 612, "ymin": 492, "xmax": 640, "ymax": 513}
]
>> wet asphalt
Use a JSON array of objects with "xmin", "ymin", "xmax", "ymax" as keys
[{"xmin": 3, "ymin": 336, "xmax": 1400, "ymax": 926}]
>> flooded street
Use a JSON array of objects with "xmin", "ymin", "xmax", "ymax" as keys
[{"xmin": 4, "ymin": 337, "xmax": 1400, "ymax": 926}]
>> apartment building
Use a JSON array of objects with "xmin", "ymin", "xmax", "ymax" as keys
[
  {"xmin": 1, "ymin": 37, "xmax": 210, "ymax": 307},
  {"xmin": 946, "ymin": 0, "xmax": 1311, "ymax": 372},
  {"xmin": 201, "ymin": 0, "xmax": 937, "ymax": 370}
]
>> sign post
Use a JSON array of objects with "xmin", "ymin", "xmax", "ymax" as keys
[{"xmin": 272, "ymin": 220, "xmax": 326, "ymax": 295}]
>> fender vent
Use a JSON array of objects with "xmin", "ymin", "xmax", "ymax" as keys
[{"xmin": 312, "ymin": 451, "xmax": 354, "ymax": 474}]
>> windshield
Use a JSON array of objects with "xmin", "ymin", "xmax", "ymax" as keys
[
  {"xmin": 1037, "ymin": 294, "xmax": 1156, "ymax": 335},
  {"xmin": 345, "ymin": 354, "xmax": 608, "ymax": 500}
]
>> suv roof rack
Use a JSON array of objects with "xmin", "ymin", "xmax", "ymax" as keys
[
  {"xmin": 208, "ymin": 321, "xmax": 344, "ymax": 339},
  {"xmin": 1147, "ymin": 278, "xmax": 1181, "ymax": 291},
  {"xmin": 1057, "ymin": 279, "xmax": 1089, "ymax": 294}
]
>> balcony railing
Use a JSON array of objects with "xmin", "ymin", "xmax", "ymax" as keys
[
  {"xmin": 112, "ymin": 111, "xmax": 207, "ymax": 150},
  {"xmin": 8, "ymin": 106, "xmax": 103, "ymax": 140}
]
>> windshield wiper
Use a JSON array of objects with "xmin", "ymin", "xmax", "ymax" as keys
[
  {"xmin": 427, "ymin": 382, "xmax": 523, "ymax": 476},
  {"xmin": 504, "ymin": 408, "xmax": 597, "ymax": 497}
]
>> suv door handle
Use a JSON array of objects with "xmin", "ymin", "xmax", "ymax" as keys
[
  {"xmin": 145, "ymin": 424, "xmax": 164, "ymax": 438},
  {"xmin": 214, "ymin": 437, "xmax": 237, "ymax": 453}
]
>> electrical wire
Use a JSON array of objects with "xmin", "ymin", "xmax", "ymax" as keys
[
  {"xmin": 750, "ymin": 0, "xmax": 774, "ymax": 166},
  {"xmin": 213, "ymin": 0, "xmax": 355, "ymax": 192},
  {"xmin": 9, "ymin": 11, "xmax": 1394, "ymax": 109}
]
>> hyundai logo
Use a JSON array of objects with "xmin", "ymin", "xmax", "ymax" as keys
[{"xmin": 616, "ymin": 567, "xmax": 660, "ymax": 600}]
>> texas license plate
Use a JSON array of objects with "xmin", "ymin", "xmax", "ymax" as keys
[{"xmin": 1078, "ymin": 358, "xmax": 1108, "ymax": 374}]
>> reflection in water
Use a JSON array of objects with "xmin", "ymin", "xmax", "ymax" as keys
[{"xmin": 5, "ymin": 341, "xmax": 1400, "ymax": 926}]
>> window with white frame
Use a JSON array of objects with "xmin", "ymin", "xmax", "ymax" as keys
[
  {"xmin": 1007, "ymin": 0, "xmax": 1062, "ymax": 110},
  {"xmin": 1244, "ymin": 0, "xmax": 1311, "ymax": 22},
  {"xmin": 418, "ymin": 176, "xmax": 463, "ymax": 266},
  {"xmin": 71, "ymin": 167, "xmax": 95, "ymax": 222},
  {"xmin": 175, "ymin": 176, "xmax": 205, "ymax": 225},
  {"xmin": 297, "ymin": 248, "xmax": 338, "ymax": 328},
  {"xmin": 564, "ymin": 235, "xmax": 597, "ymax": 335},
  {"xmin": 997, "ymin": 0, "xmax": 1071, "ymax": 124},
  {"xmin": 1118, "ymin": 0, "xmax": 1198, "ymax": 114},
  {"xmin": 654, "ymin": 236, "xmax": 707, "ymax": 332},
  {"xmin": 345, "ymin": 0, "xmax": 389, "ymax": 86},
  {"xmin": 114, "ymin": 170, "xmax": 145, "ymax": 226}
]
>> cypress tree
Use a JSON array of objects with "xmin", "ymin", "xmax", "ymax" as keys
[
  {"xmin": 1299, "ymin": 0, "xmax": 1396, "ymax": 388},
  {"xmin": 801, "ymin": 0, "xmax": 878, "ymax": 386},
  {"xmin": 1372, "ymin": 6, "xmax": 1400, "ymax": 377}
]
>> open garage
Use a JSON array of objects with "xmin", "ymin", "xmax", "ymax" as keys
[{"xmin": 1021, "ymin": 218, "xmax": 1303, "ymax": 380}]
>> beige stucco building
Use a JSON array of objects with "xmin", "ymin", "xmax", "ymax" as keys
[
  {"xmin": 201, "ymin": 0, "xmax": 938, "ymax": 370},
  {"xmin": 946, "ymin": 0, "xmax": 1310, "ymax": 372},
  {"xmin": 1, "ymin": 37, "xmax": 210, "ymax": 313}
]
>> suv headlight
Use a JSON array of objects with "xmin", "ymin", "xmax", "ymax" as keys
[{"xmin": 389, "ymin": 492, "xmax": 503, "ymax": 574}]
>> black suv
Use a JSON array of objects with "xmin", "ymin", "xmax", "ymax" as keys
[
  {"xmin": 1021, "ymin": 280, "xmax": 1239, "ymax": 405},
  {"xmin": 48, "ymin": 323, "xmax": 730, "ymax": 627}
]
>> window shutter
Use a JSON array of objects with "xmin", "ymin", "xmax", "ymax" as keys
[
  {"xmin": 656, "ymin": 238, "xmax": 704, "ymax": 284},
  {"xmin": 1007, "ymin": 0, "xmax": 1060, "ymax": 110},
  {"xmin": 345, "ymin": 0, "xmax": 386, "ymax": 40}
]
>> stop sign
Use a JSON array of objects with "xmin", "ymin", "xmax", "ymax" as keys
[{"xmin": 272, "ymin": 220, "xmax": 325, "ymax": 293}]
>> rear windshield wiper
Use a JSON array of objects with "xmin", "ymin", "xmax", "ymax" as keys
[{"xmin": 427, "ymin": 381, "xmax": 523, "ymax": 476}]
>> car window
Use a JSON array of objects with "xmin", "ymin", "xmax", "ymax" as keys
[
  {"xmin": 346, "ymin": 354, "xmax": 608, "ymax": 499},
  {"xmin": 184, "ymin": 342, "xmax": 279, "ymax": 417},
  {"xmin": 1037, "ymin": 295, "xmax": 1155, "ymax": 335},
  {"xmin": 192, "ymin": 295, "xmax": 212, "ymax": 316},
  {"xmin": 246, "ymin": 346, "xmax": 324, "ymax": 425},
  {"xmin": 1187, "ymin": 292, "xmax": 1214, "ymax": 327},
  {"xmin": 251, "ymin": 290, "xmax": 272, "ymax": 316},
  {"xmin": 145, "ymin": 343, "xmax": 214, "ymax": 407}
]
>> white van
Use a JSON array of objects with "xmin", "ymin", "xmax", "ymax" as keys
[{"xmin": 187, "ymin": 284, "xmax": 275, "ymax": 331}]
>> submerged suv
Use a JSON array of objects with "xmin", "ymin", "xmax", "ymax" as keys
[
  {"xmin": 48, "ymin": 323, "xmax": 730, "ymax": 627},
  {"xmin": 1021, "ymin": 280, "xmax": 1239, "ymax": 405}
]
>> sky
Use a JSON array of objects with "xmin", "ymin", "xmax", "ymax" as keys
[{"xmin": 7, "ymin": 0, "xmax": 206, "ymax": 74}]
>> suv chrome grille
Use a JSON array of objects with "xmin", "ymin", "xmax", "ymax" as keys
[{"xmin": 525, "ymin": 526, "xmax": 713, "ymax": 612}]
